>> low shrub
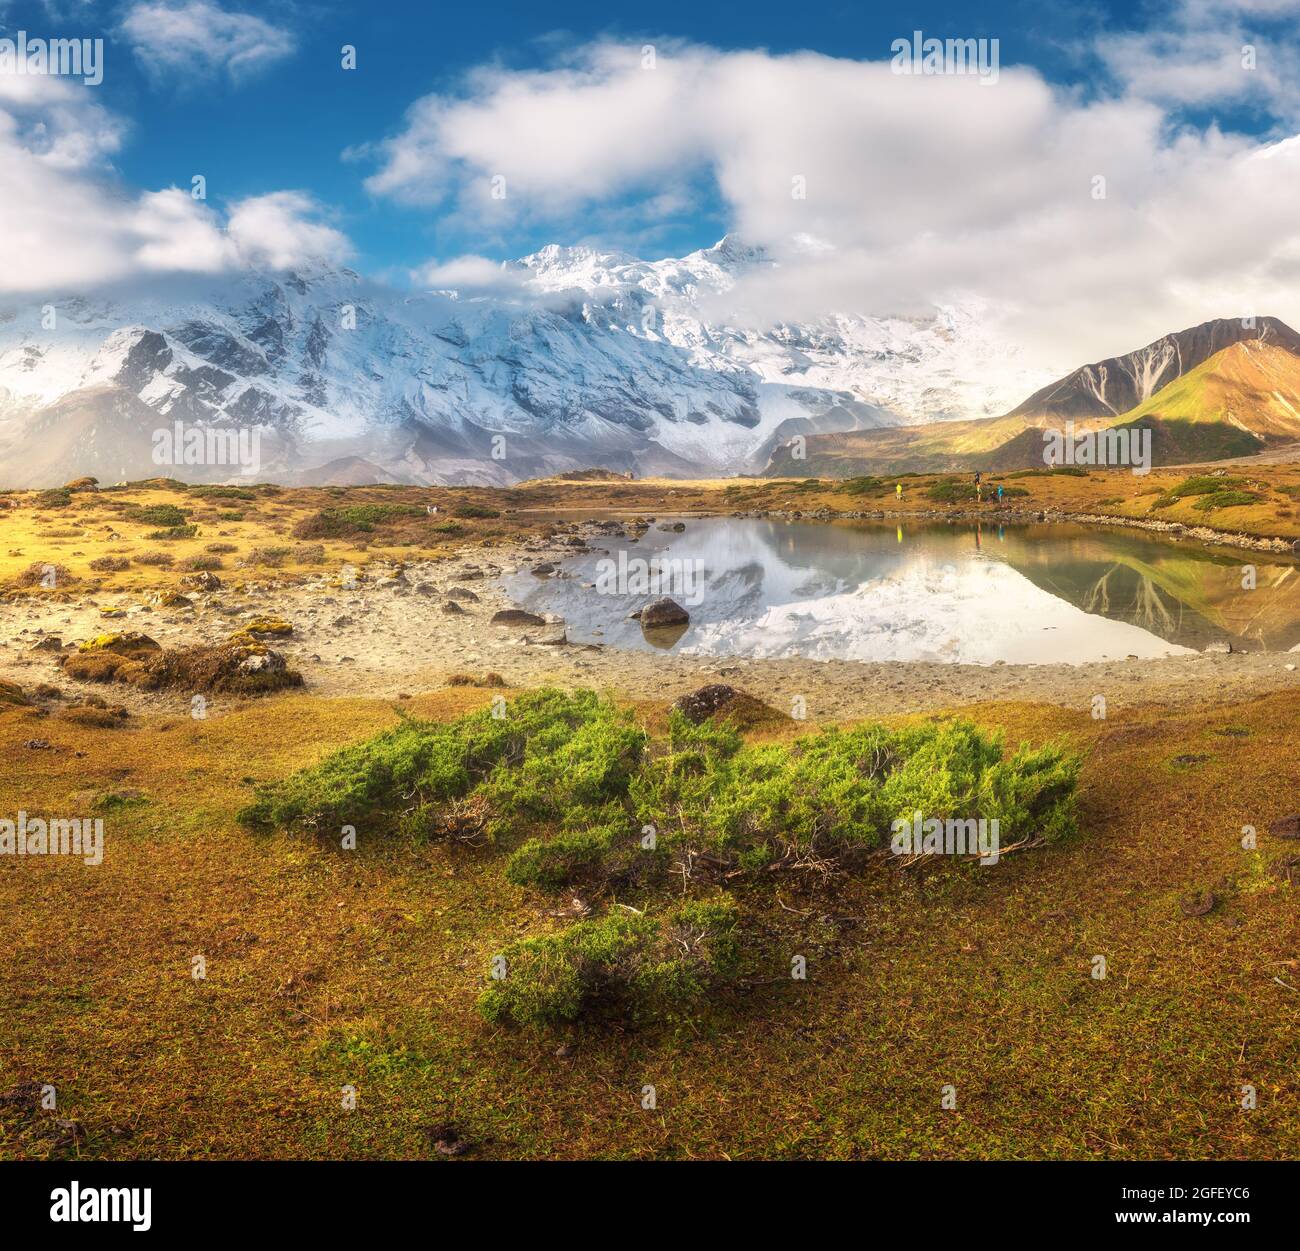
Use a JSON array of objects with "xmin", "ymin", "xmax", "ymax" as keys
[
  {"xmin": 1191, "ymin": 490, "xmax": 1258, "ymax": 511},
  {"xmin": 248, "ymin": 545, "xmax": 292, "ymax": 567},
  {"xmin": 840, "ymin": 476, "xmax": 891, "ymax": 496},
  {"xmin": 60, "ymin": 703, "xmax": 130, "ymax": 728},
  {"xmin": 1152, "ymin": 475, "xmax": 1249, "ymax": 508},
  {"xmin": 293, "ymin": 504, "xmax": 425, "ymax": 539},
  {"xmin": 240, "ymin": 689, "xmax": 1082, "ymax": 883},
  {"xmin": 12, "ymin": 561, "xmax": 76, "ymax": 588},
  {"xmin": 928, "ymin": 480, "xmax": 1029, "ymax": 503},
  {"xmin": 124, "ymin": 503, "xmax": 188, "ymax": 528},
  {"xmin": 477, "ymin": 897, "xmax": 740, "ymax": 1027},
  {"xmin": 62, "ymin": 632, "xmax": 301, "ymax": 695},
  {"xmin": 238, "ymin": 689, "xmax": 639, "ymax": 837},
  {"xmin": 0, "ymin": 678, "xmax": 32, "ymax": 707},
  {"xmin": 190, "ymin": 486, "xmax": 256, "ymax": 501},
  {"xmin": 446, "ymin": 672, "xmax": 507, "ymax": 687}
]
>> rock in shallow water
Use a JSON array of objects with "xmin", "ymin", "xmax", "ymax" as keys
[{"xmin": 639, "ymin": 596, "xmax": 690, "ymax": 627}]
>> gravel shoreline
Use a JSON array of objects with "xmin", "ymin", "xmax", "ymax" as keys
[{"xmin": 3, "ymin": 516, "xmax": 1298, "ymax": 724}]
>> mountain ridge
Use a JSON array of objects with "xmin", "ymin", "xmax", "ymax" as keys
[
  {"xmin": 765, "ymin": 321, "xmax": 1300, "ymax": 477},
  {"xmin": 0, "ymin": 239, "xmax": 1040, "ymax": 487},
  {"xmin": 1005, "ymin": 316, "xmax": 1300, "ymax": 422}
]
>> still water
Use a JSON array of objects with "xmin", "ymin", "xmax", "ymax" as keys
[{"xmin": 500, "ymin": 518, "xmax": 1300, "ymax": 665}]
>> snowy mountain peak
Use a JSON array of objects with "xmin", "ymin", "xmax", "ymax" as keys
[
  {"xmin": 690, "ymin": 234, "xmax": 772, "ymax": 270},
  {"xmin": 0, "ymin": 238, "xmax": 1049, "ymax": 488}
]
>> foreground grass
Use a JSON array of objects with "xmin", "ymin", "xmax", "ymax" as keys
[{"xmin": 1, "ymin": 684, "xmax": 1298, "ymax": 1159}]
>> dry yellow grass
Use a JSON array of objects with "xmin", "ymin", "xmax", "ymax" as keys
[
  {"xmin": 3, "ymin": 469, "xmax": 1299, "ymax": 611},
  {"xmin": 1, "ymin": 681, "xmax": 1298, "ymax": 1160},
  {"xmin": 1, "ymin": 476, "xmax": 1298, "ymax": 1160}
]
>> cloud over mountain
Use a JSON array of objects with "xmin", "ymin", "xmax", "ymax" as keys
[{"xmin": 365, "ymin": 35, "xmax": 1300, "ymax": 375}]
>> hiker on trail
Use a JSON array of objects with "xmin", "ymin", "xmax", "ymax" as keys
[
  {"xmin": 976, "ymin": 482, "xmax": 983, "ymax": 504},
  {"xmin": 896, "ymin": 482, "xmax": 903, "ymax": 500},
  {"xmin": 975, "ymin": 471, "xmax": 981, "ymax": 486},
  {"xmin": 997, "ymin": 484, "xmax": 1004, "ymax": 503}
]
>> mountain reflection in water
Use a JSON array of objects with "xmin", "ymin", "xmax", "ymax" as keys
[{"xmin": 499, "ymin": 518, "xmax": 1300, "ymax": 665}]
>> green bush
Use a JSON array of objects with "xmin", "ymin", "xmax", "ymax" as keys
[
  {"xmin": 238, "ymin": 689, "xmax": 640, "ymax": 837},
  {"xmin": 189, "ymin": 486, "xmax": 256, "ymax": 501},
  {"xmin": 627, "ymin": 714, "xmax": 1078, "ymax": 872},
  {"xmin": 926, "ymin": 480, "xmax": 1030, "ymax": 503},
  {"xmin": 35, "ymin": 488, "xmax": 72, "ymax": 509},
  {"xmin": 477, "ymin": 897, "xmax": 740, "ymax": 1027},
  {"xmin": 453, "ymin": 503, "xmax": 501, "ymax": 519},
  {"xmin": 1152, "ymin": 475, "xmax": 1249, "ymax": 508},
  {"xmin": 506, "ymin": 814, "xmax": 667, "ymax": 890},
  {"xmin": 1191, "ymin": 490, "xmax": 1258, "ymax": 511},
  {"xmin": 243, "ymin": 689, "xmax": 1082, "ymax": 1028},
  {"xmin": 841, "ymin": 476, "xmax": 891, "ymax": 496},
  {"xmin": 242, "ymin": 689, "xmax": 1081, "ymax": 884},
  {"xmin": 293, "ymin": 504, "xmax": 425, "ymax": 538},
  {"xmin": 147, "ymin": 525, "xmax": 198, "ymax": 541},
  {"xmin": 125, "ymin": 503, "xmax": 189, "ymax": 527}
]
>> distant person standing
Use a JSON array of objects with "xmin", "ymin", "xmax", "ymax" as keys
[
  {"xmin": 997, "ymin": 484, "xmax": 1004, "ymax": 504},
  {"xmin": 896, "ymin": 482, "xmax": 903, "ymax": 501}
]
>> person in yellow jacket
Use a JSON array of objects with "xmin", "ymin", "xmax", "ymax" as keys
[{"xmin": 895, "ymin": 482, "xmax": 903, "ymax": 501}]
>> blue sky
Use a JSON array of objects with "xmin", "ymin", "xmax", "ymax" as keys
[
  {"xmin": 4, "ymin": 0, "xmax": 1300, "ymax": 367},
  {"xmin": 0, "ymin": 0, "xmax": 1238, "ymax": 272}
]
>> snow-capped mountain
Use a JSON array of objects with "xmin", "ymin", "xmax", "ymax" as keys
[{"xmin": 0, "ymin": 238, "xmax": 1044, "ymax": 487}]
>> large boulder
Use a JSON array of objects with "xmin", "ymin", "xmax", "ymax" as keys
[{"xmin": 640, "ymin": 597, "xmax": 690, "ymax": 627}]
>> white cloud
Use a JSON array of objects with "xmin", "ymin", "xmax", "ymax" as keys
[
  {"xmin": 1096, "ymin": 0, "xmax": 1300, "ymax": 119},
  {"xmin": 0, "ymin": 82, "xmax": 351, "ymax": 293},
  {"xmin": 414, "ymin": 254, "xmax": 525, "ymax": 295},
  {"xmin": 364, "ymin": 37, "xmax": 1300, "ymax": 372},
  {"xmin": 226, "ymin": 191, "xmax": 353, "ymax": 270},
  {"xmin": 120, "ymin": 0, "xmax": 295, "ymax": 84}
]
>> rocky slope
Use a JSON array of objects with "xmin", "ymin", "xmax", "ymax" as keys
[
  {"xmin": 767, "ymin": 319, "xmax": 1300, "ymax": 476},
  {"xmin": 1005, "ymin": 316, "xmax": 1300, "ymax": 422}
]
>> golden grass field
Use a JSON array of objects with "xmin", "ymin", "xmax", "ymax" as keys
[
  {"xmin": 1, "ymin": 469, "xmax": 1299, "ymax": 1160},
  {"xmin": 3, "ymin": 460, "xmax": 1300, "ymax": 600}
]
